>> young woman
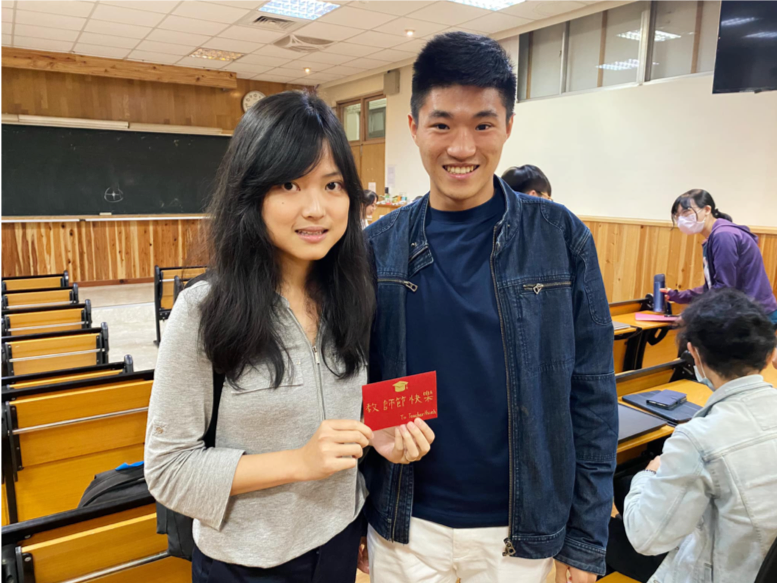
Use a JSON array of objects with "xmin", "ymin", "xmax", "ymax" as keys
[
  {"xmin": 622, "ymin": 288, "xmax": 777, "ymax": 583},
  {"xmin": 362, "ymin": 189, "xmax": 378, "ymax": 228},
  {"xmin": 665, "ymin": 189, "xmax": 777, "ymax": 325},
  {"xmin": 144, "ymin": 91, "xmax": 434, "ymax": 582}
]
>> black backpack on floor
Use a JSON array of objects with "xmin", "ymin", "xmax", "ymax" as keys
[
  {"xmin": 78, "ymin": 462, "xmax": 149, "ymax": 508},
  {"xmin": 155, "ymin": 368, "xmax": 225, "ymax": 561}
]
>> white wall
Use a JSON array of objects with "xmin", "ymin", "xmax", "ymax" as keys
[{"xmin": 323, "ymin": 68, "xmax": 777, "ymax": 227}]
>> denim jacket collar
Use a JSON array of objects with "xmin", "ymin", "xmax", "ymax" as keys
[
  {"xmin": 696, "ymin": 374, "xmax": 769, "ymax": 416},
  {"xmin": 408, "ymin": 176, "xmax": 520, "ymax": 269}
]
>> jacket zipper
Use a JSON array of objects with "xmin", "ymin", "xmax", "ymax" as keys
[
  {"xmin": 378, "ymin": 278, "xmax": 418, "ymax": 293},
  {"xmin": 492, "ymin": 226, "xmax": 517, "ymax": 558},
  {"xmin": 286, "ymin": 307, "xmax": 326, "ymax": 421},
  {"xmin": 523, "ymin": 281, "xmax": 572, "ymax": 295}
]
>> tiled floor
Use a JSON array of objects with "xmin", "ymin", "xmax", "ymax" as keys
[{"xmin": 82, "ymin": 283, "xmax": 160, "ymax": 371}]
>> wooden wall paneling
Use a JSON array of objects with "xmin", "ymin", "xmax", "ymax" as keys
[
  {"xmin": 3, "ymin": 48, "xmax": 238, "ymax": 89},
  {"xmin": 2, "ymin": 68, "xmax": 303, "ymax": 131}
]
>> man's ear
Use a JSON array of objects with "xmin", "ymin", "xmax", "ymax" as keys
[{"xmin": 408, "ymin": 113, "xmax": 418, "ymax": 144}]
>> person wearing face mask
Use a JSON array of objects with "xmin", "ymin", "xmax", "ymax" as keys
[
  {"xmin": 664, "ymin": 189, "xmax": 777, "ymax": 325},
  {"xmin": 618, "ymin": 288, "xmax": 777, "ymax": 583}
]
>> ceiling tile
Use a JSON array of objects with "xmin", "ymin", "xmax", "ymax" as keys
[
  {"xmin": 250, "ymin": 44, "xmax": 300, "ymax": 59},
  {"xmin": 298, "ymin": 71, "xmax": 340, "ymax": 82},
  {"xmin": 465, "ymin": 12, "xmax": 531, "ymax": 33},
  {"xmin": 301, "ymin": 51, "xmax": 355, "ymax": 65},
  {"xmin": 209, "ymin": 1, "xmax": 264, "ymax": 9},
  {"xmin": 14, "ymin": 35, "xmax": 74, "ymax": 51},
  {"xmin": 176, "ymin": 55, "xmax": 230, "ymax": 69},
  {"xmin": 410, "ymin": 2, "xmax": 492, "ymax": 26},
  {"xmin": 347, "ymin": 30, "xmax": 412, "ymax": 48},
  {"xmin": 101, "ymin": 1, "xmax": 180, "ymax": 15},
  {"xmin": 203, "ymin": 37, "xmax": 261, "ymax": 53},
  {"xmin": 74, "ymin": 43, "xmax": 131, "ymax": 58},
  {"xmin": 2, "ymin": 7, "xmax": 11, "ymax": 22},
  {"xmin": 2, "ymin": 33, "xmax": 11, "ymax": 45},
  {"xmin": 146, "ymin": 28, "xmax": 211, "ymax": 46},
  {"xmin": 272, "ymin": 63, "xmax": 327, "ymax": 75},
  {"xmin": 16, "ymin": 1, "xmax": 95, "ymax": 18},
  {"xmin": 322, "ymin": 64, "xmax": 366, "ymax": 76},
  {"xmin": 159, "ymin": 15, "xmax": 228, "ymax": 36},
  {"xmin": 12, "ymin": 24, "xmax": 81, "ymax": 41},
  {"xmin": 317, "ymin": 6, "xmax": 398, "ymax": 30},
  {"xmin": 2, "ymin": 19, "xmax": 10, "ymax": 35},
  {"xmin": 257, "ymin": 68, "xmax": 300, "ymax": 79},
  {"xmin": 422, "ymin": 25, "xmax": 482, "ymax": 39},
  {"xmin": 218, "ymin": 25, "xmax": 284, "ymax": 43},
  {"xmin": 501, "ymin": 1, "xmax": 585, "ymax": 20},
  {"xmin": 222, "ymin": 61, "xmax": 272, "ymax": 74},
  {"xmin": 1, "ymin": 1, "xmax": 14, "ymax": 8},
  {"xmin": 78, "ymin": 32, "xmax": 140, "ymax": 49},
  {"xmin": 238, "ymin": 53, "xmax": 294, "ymax": 67},
  {"xmin": 345, "ymin": 56, "xmax": 396, "ymax": 70},
  {"xmin": 362, "ymin": 47, "xmax": 416, "ymax": 62},
  {"xmin": 91, "ymin": 4, "xmax": 165, "ymax": 27},
  {"xmin": 397, "ymin": 38, "xmax": 428, "ymax": 53},
  {"xmin": 128, "ymin": 49, "xmax": 183, "ymax": 64},
  {"xmin": 321, "ymin": 42, "xmax": 382, "ymax": 57},
  {"xmin": 373, "ymin": 17, "xmax": 447, "ymax": 38},
  {"xmin": 83, "ymin": 19, "xmax": 151, "ymax": 39},
  {"xmin": 294, "ymin": 21, "xmax": 360, "ymax": 42},
  {"xmin": 15, "ymin": 10, "xmax": 86, "ymax": 31},
  {"xmin": 252, "ymin": 72, "xmax": 299, "ymax": 82},
  {"xmin": 349, "ymin": 1, "xmax": 433, "ymax": 17},
  {"xmin": 136, "ymin": 39, "xmax": 197, "ymax": 55},
  {"xmin": 172, "ymin": 2, "xmax": 250, "ymax": 24}
]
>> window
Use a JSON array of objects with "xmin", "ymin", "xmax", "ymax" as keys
[
  {"xmin": 515, "ymin": 1, "xmax": 721, "ymax": 102},
  {"xmin": 367, "ymin": 97, "xmax": 386, "ymax": 140},
  {"xmin": 601, "ymin": 1, "xmax": 646, "ymax": 86},
  {"xmin": 342, "ymin": 102, "xmax": 361, "ymax": 142},
  {"xmin": 651, "ymin": 1, "xmax": 721, "ymax": 80}
]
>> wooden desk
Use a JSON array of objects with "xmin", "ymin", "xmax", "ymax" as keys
[
  {"xmin": 612, "ymin": 312, "xmax": 672, "ymax": 331},
  {"xmin": 617, "ymin": 379, "xmax": 712, "ymax": 463}
]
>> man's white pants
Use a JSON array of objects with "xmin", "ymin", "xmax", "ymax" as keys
[{"xmin": 368, "ymin": 517, "xmax": 553, "ymax": 583}]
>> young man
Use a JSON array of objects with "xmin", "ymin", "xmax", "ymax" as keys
[
  {"xmin": 502, "ymin": 164, "xmax": 553, "ymax": 200},
  {"xmin": 361, "ymin": 32, "xmax": 618, "ymax": 583}
]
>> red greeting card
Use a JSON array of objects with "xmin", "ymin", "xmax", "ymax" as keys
[{"xmin": 362, "ymin": 371, "xmax": 438, "ymax": 431}]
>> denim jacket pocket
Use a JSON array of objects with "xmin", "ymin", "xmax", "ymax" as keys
[{"xmin": 507, "ymin": 278, "xmax": 575, "ymax": 372}]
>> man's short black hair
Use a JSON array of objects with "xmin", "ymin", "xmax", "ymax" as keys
[
  {"xmin": 677, "ymin": 288, "xmax": 777, "ymax": 379},
  {"xmin": 411, "ymin": 32, "xmax": 517, "ymax": 122},
  {"xmin": 501, "ymin": 165, "xmax": 552, "ymax": 197}
]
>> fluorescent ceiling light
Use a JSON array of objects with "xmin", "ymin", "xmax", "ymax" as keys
[
  {"xmin": 721, "ymin": 17, "xmax": 758, "ymax": 27},
  {"xmin": 190, "ymin": 48, "xmax": 244, "ymax": 61},
  {"xmin": 618, "ymin": 29, "xmax": 681, "ymax": 42},
  {"xmin": 744, "ymin": 31, "xmax": 777, "ymax": 39},
  {"xmin": 448, "ymin": 0, "xmax": 527, "ymax": 11},
  {"xmin": 259, "ymin": 0, "xmax": 339, "ymax": 21},
  {"xmin": 596, "ymin": 58, "xmax": 640, "ymax": 71}
]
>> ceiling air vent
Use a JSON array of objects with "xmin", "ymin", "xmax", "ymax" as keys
[
  {"xmin": 238, "ymin": 12, "xmax": 306, "ymax": 33},
  {"xmin": 273, "ymin": 34, "xmax": 335, "ymax": 53}
]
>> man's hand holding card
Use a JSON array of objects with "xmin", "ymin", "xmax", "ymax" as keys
[{"xmin": 363, "ymin": 372, "xmax": 437, "ymax": 464}]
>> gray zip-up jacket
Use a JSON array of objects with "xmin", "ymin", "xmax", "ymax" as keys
[
  {"xmin": 144, "ymin": 282, "xmax": 367, "ymax": 568},
  {"xmin": 624, "ymin": 375, "xmax": 777, "ymax": 583}
]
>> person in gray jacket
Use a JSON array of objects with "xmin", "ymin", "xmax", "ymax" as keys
[
  {"xmin": 144, "ymin": 91, "xmax": 433, "ymax": 582},
  {"xmin": 624, "ymin": 288, "xmax": 777, "ymax": 583}
]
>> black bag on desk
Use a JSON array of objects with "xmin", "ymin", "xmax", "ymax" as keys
[
  {"xmin": 155, "ymin": 368, "xmax": 225, "ymax": 561},
  {"xmin": 78, "ymin": 462, "xmax": 149, "ymax": 508}
]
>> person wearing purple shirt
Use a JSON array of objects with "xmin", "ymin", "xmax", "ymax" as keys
[{"xmin": 662, "ymin": 189, "xmax": 777, "ymax": 326}]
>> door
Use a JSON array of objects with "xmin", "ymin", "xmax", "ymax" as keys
[{"xmin": 338, "ymin": 94, "xmax": 386, "ymax": 198}]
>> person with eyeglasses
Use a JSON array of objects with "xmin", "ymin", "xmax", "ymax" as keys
[{"xmin": 663, "ymin": 189, "xmax": 777, "ymax": 326}]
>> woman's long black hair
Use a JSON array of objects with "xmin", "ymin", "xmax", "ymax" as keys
[
  {"xmin": 200, "ymin": 91, "xmax": 374, "ymax": 387},
  {"xmin": 671, "ymin": 189, "xmax": 733, "ymax": 224}
]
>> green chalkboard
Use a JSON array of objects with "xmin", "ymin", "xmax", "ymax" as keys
[{"xmin": 2, "ymin": 124, "xmax": 230, "ymax": 216}]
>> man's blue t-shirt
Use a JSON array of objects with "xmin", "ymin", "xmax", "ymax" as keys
[{"xmin": 406, "ymin": 192, "xmax": 510, "ymax": 528}]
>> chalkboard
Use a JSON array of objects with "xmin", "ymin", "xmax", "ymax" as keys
[{"xmin": 2, "ymin": 124, "xmax": 230, "ymax": 216}]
